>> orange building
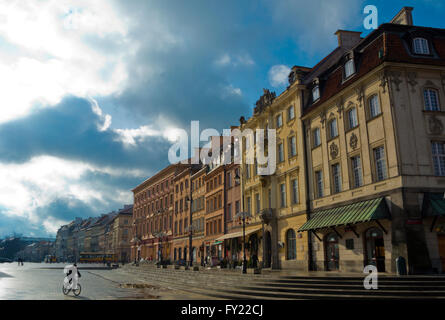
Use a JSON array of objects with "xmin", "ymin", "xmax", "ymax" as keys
[
  {"xmin": 190, "ymin": 166, "xmax": 207, "ymax": 265},
  {"xmin": 131, "ymin": 164, "xmax": 190, "ymax": 263}
]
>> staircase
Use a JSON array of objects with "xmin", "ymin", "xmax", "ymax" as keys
[{"xmin": 115, "ymin": 265, "xmax": 445, "ymax": 300}]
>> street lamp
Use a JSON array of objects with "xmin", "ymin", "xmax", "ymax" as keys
[
  {"xmin": 185, "ymin": 193, "xmax": 193, "ymax": 268},
  {"xmin": 236, "ymin": 211, "xmax": 251, "ymax": 274},
  {"xmin": 234, "ymin": 170, "xmax": 252, "ymax": 274},
  {"xmin": 154, "ymin": 231, "xmax": 167, "ymax": 264}
]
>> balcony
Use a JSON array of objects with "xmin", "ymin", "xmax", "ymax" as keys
[{"xmin": 259, "ymin": 208, "xmax": 275, "ymax": 224}]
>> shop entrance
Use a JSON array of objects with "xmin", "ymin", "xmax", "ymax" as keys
[
  {"xmin": 365, "ymin": 228, "xmax": 385, "ymax": 272},
  {"xmin": 325, "ymin": 233, "xmax": 339, "ymax": 271},
  {"xmin": 438, "ymin": 234, "xmax": 445, "ymax": 273}
]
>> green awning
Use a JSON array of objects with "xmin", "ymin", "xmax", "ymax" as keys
[{"xmin": 298, "ymin": 197, "xmax": 390, "ymax": 232}]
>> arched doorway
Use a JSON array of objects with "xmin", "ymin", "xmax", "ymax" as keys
[
  {"xmin": 192, "ymin": 247, "xmax": 197, "ymax": 263},
  {"xmin": 184, "ymin": 247, "xmax": 187, "ymax": 262},
  {"xmin": 178, "ymin": 248, "xmax": 182, "ymax": 263},
  {"xmin": 325, "ymin": 233, "xmax": 339, "ymax": 271},
  {"xmin": 174, "ymin": 248, "xmax": 177, "ymax": 261},
  {"xmin": 264, "ymin": 231, "xmax": 272, "ymax": 268},
  {"xmin": 365, "ymin": 228, "xmax": 385, "ymax": 272}
]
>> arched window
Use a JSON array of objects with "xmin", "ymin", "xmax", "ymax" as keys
[
  {"xmin": 413, "ymin": 37, "xmax": 429, "ymax": 55},
  {"xmin": 328, "ymin": 118, "xmax": 338, "ymax": 139},
  {"xmin": 347, "ymin": 107, "xmax": 358, "ymax": 129},
  {"xmin": 424, "ymin": 88, "xmax": 440, "ymax": 111},
  {"xmin": 286, "ymin": 229, "xmax": 296, "ymax": 260},
  {"xmin": 368, "ymin": 94, "xmax": 381, "ymax": 118}
]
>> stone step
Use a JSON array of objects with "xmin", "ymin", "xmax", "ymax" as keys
[
  {"xmin": 235, "ymin": 284, "xmax": 445, "ymax": 296},
  {"xmin": 220, "ymin": 288, "xmax": 445, "ymax": 300},
  {"xmin": 254, "ymin": 281, "xmax": 445, "ymax": 291}
]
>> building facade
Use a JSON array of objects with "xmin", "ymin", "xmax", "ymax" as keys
[{"xmin": 131, "ymin": 164, "xmax": 190, "ymax": 263}]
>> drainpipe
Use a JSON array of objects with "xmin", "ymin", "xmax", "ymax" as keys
[{"xmin": 301, "ymin": 91, "xmax": 314, "ymax": 271}]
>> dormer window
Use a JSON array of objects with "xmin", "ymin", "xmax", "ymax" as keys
[
  {"xmin": 312, "ymin": 86, "xmax": 320, "ymax": 102},
  {"xmin": 413, "ymin": 37, "xmax": 430, "ymax": 55},
  {"xmin": 344, "ymin": 59, "xmax": 355, "ymax": 78}
]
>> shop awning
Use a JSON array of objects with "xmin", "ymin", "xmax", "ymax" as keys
[
  {"xmin": 298, "ymin": 197, "xmax": 390, "ymax": 232},
  {"xmin": 216, "ymin": 226, "xmax": 262, "ymax": 241}
]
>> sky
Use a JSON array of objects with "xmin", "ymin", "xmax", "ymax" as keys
[{"xmin": 0, "ymin": 0, "xmax": 444, "ymax": 238}]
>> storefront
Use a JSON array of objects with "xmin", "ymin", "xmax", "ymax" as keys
[{"xmin": 298, "ymin": 197, "xmax": 392, "ymax": 272}]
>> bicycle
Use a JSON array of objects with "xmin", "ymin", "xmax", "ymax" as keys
[{"xmin": 62, "ymin": 280, "xmax": 81, "ymax": 296}]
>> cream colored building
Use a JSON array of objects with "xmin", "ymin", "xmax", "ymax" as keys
[{"xmin": 240, "ymin": 7, "xmax": 445, "ymax": 274}]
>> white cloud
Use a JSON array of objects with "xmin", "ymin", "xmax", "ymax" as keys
[
  {"xmin": 214, "ymin": 53, "xmax": 254, "ymax": 67},
  {"xmin": 0, "ymin": 156, "xmax": 141, "ymax": 230},
  {"xmin": 268, "ymin": 65, "xmax": 291, "ymax": 87}
]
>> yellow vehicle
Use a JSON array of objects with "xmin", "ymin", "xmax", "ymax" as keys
[
  {"xmin": 44, "ymin": 255, "xmax": 56, "ymax": 263},
  {"xmin": 79, "ymin": 252, "xmax": 116, "ymax": 263}
]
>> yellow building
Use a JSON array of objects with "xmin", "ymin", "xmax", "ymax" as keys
[
  {"xmin": 299, "ymin": 7, "xmax": 445, "ymax": 274},
  {"xmin": 239, "ymin": 79, "xmax": 310, "ymax": 270}
]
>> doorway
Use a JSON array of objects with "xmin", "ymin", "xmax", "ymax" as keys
[
  {"xmin": 325, "ymin": 233, "xmax": 339, "ymax": 271},
  {"xmin": 264, "ymin": 231, "xmax": 272, "ymax": 268},
  {"xmin": 437, "ymin": 234, "xmax": 445, "ymax": 273},
  {"xmin": 365, "ymin": 228, "xmax": 385, "ymax": 272}
]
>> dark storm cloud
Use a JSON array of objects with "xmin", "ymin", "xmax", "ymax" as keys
[{"xmin": 0, "ymin": 96, "xmax": 170, "ymax": 173}]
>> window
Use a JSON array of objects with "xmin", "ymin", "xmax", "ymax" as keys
[
  {"xmin": 312, "ymin": 86, "xmax": 320, "ymax": 102},
  {"xmin": 276, "ymin": 114, "xmax": 283, "ymax": 128},
  {"xmin": 344, "ymin": 59, "xmax": 355, "ymax": 78},
  {"xmin": 351, "ymin": 155, "xmax": 363, "ymax": 188},
  {"xmin": 291, "ymin": 178, "xmax": 299, "ymax": 204},
  {"xmin": 247, "ymin": 197, "xmax": 251, "ymax": 214},
  {"xmin": 278, "ymin": 143, "xmax": 284, "ymax": 162},
  {"xmin": 313, "ymin": 128, "xmax": 321, "ymax": 147},
  {"xmin": 373, "ymin": 146, "xmax": 387, "ymax": 181},
  {"xmin": 413, "ymin": 37, "xmax": 429, "ymax": 55},
  {"xmin": 424, "ymin": 88, "xmax": 440, "ymax": 111},
  {"xmin": 315, "ymin": 170, "xmax": 323, "ymax": 198},
  {"xmin": 246, "ymin": 164, "xmax": 251, "ymax": 179},
  {"xmin": 235, "ymin": 200, "xmax": 240, "ymax": 214},
  {"xmin": 347, "ymin": 107, "xmax": 358, "ymax": 129},
  {"xmin": 346, "ymin": 239, "xmax": 354, "ymax": 250},
  {"xmin": 331, "ymin": 163, "xmax": 342, "ymax": 194},
  {"xmin": 227, "ymin": 172, "xmax": 232, "ymax": 188},
  {"xmin": 280, "ymin": 183, "xmax": 286, "ymax": 208},
  {"xmin": 432, "ymin": 142, "xmax": 445, "ymax": 176},
  {"xmin": 288, "ymin": 106, "xmax": 295, "ymax": 121},
  {"xmin": 369, "ymin": 94, "xmax": 381, "ymax": 118},
  {"xmin": 286, "ymin": 229, "xmax": 296, "ymax": 260},
  {"xmin": 289, "ymin": 136, "xmax": 297, "ymax": 157},
  {"xmin": 255, "ymin": 193, "xmax": 260, "ymax": 214},
  {"xmin": 328, "ymin": 118, "xmax": 338, "ymax": 139},
  {"xmin": 227, "ymin": 203, "xmax": 232, "ymax": 221}
]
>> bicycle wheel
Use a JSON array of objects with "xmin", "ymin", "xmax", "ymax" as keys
[
  {"xmin": 62, "ymin": 284, "xmax": 70, "ymax": 295},
  {"xmin": 73, "ymin": 284, "xmax": 81, "ymax": 296}
]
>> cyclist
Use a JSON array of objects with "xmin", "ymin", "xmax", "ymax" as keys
[{"xmin": 64, "ymin": 263, "xmax": 81, "ymax": 291}]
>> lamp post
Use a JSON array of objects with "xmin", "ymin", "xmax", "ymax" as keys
[
  {"xmin": 154, "ymin": 231, "xmax": 167, "ymax": 264},
  {"xmin": 185, "ymin": 192, "xmax": 193, "ymax": 268},
  {"xmin": 235, "ymin": 211, "xmax": 251, "ymax": 274}
]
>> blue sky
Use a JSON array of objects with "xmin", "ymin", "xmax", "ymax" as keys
[{"xmin": 0, "ymin": 0, "xmax": 443, "ymax": 238}]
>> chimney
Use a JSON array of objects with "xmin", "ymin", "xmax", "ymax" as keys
[
  {"xmin": 334, "ymin": 30, "xmax": 362, "ymax": 48},
  {"xmin": 390, "ymin": 7, "xmax": 413, "ymax": 26}
]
